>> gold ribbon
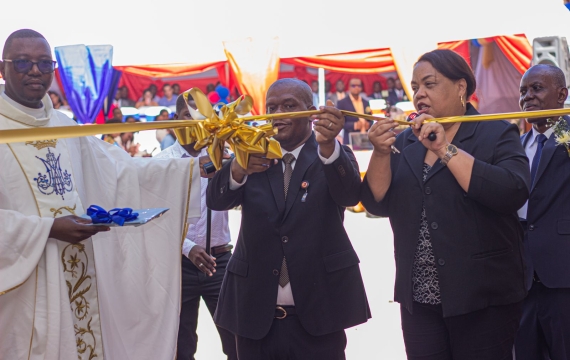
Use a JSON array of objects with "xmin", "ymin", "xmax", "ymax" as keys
[
  {"xmin": 176, "ymin": 89, "xmax": 282, "ymax": 170},
  {"xmin": 2, "ymin": 97, "xmax": 570, "ymax": 169}
]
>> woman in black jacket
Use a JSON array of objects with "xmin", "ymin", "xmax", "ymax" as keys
[{"xmin": 361, "ymin": 49, "xmax": 531, "ymax": 360}]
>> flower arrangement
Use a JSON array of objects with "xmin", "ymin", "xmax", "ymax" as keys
[{"xmin": 548, "ymin": 116, "xmax": 570, "ymax": 157}]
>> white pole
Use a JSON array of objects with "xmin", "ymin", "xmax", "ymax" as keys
[{"xmin": 318, "ymin": 67, "xmax": 325, "ymax": 106}]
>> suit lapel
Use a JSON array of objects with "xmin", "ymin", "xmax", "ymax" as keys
[
  {"xmin": 521, "ymin": 131, "xmax": 532, "ymax": 148},
  {"xmin": 266, "ymin": 158, "xmax": 286, "ymax": 215},
  {"xmin": 282, "ymin": 134, "xmax": 318, "ymax": 222},
  {"xmin": 425, "ymin": 121, "xmax": 479, "ymax": 182},
  {"xmin": 346, "ymin": 97, "xmax": 356, "ymax": 112},
  {"xmin": 532, "ymin": 136, "xmax": 556, "ymax": 191},
  {"xmin": 402, "ymin": 131, "xmax": 426, "ymax": 188},
  {"xmin": 532, "ymin": 117, "xmax": 569, "ymax": 191}
]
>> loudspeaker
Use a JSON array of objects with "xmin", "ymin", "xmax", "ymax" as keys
[{"xmin": 533, "ymin": 36, "xmax": 570, "ymax": 86}]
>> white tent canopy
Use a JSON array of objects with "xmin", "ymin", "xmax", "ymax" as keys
[{"xmin": 1, "ymin": 0, "xmax": 569, "ymax": 90}]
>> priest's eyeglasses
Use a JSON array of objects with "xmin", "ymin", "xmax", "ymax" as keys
[{"xmin": 2, "ymin": 59, "xmax": 57, "ymax": 74}]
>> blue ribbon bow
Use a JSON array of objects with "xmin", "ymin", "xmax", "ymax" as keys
[{"xmin": 86, "ymin": 205, "xmax": 139, "ymax": 226}]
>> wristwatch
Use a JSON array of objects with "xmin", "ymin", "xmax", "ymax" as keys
[{"xmin": 440, "ymin": 144, "xmax": 458, "ymax": 166}]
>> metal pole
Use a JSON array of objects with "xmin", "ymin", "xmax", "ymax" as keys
[
  {"xmin": 318, "ymin": 67, "xmax": 325, "ymax": 106},
  {"xmin": 206, "ymin": 178, "xmax": 212, "ymax": 256}
]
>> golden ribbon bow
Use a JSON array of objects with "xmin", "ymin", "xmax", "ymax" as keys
[{"xmin": 175, "ymin": 88, "xmax": 282, "ymax": 170}]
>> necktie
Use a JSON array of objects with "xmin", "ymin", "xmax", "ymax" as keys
[
  {"xmin": 530, "ymin": 134, "xmax": 548, "ymax": 186},
  {"xmin": 282, "ymin": 153, "xmax": 295, "ymax": 199},
  {"xmin": 279, "ymin": 153, "xmax": 295, "ymax": 287}
]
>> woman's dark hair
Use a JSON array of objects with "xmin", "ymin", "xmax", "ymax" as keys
[{"xmin": 416, "ymin": 49, "xmax": 476, "ymax": 99}]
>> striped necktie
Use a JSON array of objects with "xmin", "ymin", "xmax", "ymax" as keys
[{"xmin": 279, "ymin": 153, "xmax": 295, "ymax": 287}]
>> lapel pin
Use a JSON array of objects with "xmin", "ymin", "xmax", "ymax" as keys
[{"xmin": 301, "ymin": 180, "xmax": 309, "ymax": 202}]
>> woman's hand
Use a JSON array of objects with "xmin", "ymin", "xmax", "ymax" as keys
[
  {"xmin": 368, "ymin": 118, "xmax": 397, "ymax": 156},
  {"xmin": 410, "ymin": 114, "xmax": 448, "ymax": 157}
]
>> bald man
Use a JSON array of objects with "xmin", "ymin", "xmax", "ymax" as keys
[
  {"xmin": 207, "ymin": 79, "xmax": 370, "ymax": 359},
  {"xmin": 515, "ymin": 64, "xmax": 570, "ymax": 360}
]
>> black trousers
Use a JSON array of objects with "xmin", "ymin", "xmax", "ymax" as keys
[
  {"xmin": 178, "ymin": 252, "xmax": 237, "ymax": 360},
  {"xmin": 235, "ymin": 312, "xmax": 346, "ymax": 360},
  {"xmin": 515, "ymin": 281, "xmax": 570, "ymax": 360},
  {"xmin": 400, "ymin": 301, "xmax": 522, "ymax": 360}
]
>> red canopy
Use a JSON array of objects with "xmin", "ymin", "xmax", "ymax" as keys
[{"xmin": 281, "ymin": 48, "xmax": 396, "ymax": 74}]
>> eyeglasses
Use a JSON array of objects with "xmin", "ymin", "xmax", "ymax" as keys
[
  {"xmin": 350, "ymin": 84, "xmax": 362, "ymax": 88},
  {"xmin": 3, "ymin": 59, "xmax": 57, "ymax": 74}
]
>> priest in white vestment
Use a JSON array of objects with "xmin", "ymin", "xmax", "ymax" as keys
[{"xmin": 0, "ymin": 29, "xmax": 201, "ymax": 360}]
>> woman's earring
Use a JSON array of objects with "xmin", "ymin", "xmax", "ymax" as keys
[{"xmin": 460, "ymin": 95, "xmax": 465, "ymax": 107}]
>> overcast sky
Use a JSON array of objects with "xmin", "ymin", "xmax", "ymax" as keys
[{"xmin": 1, "ymin": 0, "xmax": 568, "ymax": 66}]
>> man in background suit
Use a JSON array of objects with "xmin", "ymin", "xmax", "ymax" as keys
[
  {"xmin": 337, "ymin": 77, "xmax": 372, "ymax": 145},
  {"xmin": 207, "ymin": 78, "xmax": 370, "ymax": 359},
  {"xmin": 515, "ymin": 64, "xmax": 570, "ymax": 359},
  {"xmin": 386, "ymin": 78, "xmax": 408, "ymax": 106},
  {"xmin": 327, "ymin": 79, "xmax": 347, "ymax": 106}
]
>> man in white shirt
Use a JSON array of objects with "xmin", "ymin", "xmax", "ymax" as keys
[
  {"xmin": 156, "ymin": 94, "xmax": 237, "ymax": 360},
  {"xmin": 207, "ymin": 78, "xmax": 370, "ymax": 359}
]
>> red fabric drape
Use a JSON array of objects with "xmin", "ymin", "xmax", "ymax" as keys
[
  {"xmin": 281, "ymin": 48, "xmax": 396, "ymax": 74},
  {"xmin": 117, "ymin": 73, "xmax": 223, "ymax": 104},
  {"xmin": 114, "ymin": 61, "xmax": 224, "ymax": 78},
  {"xmin": 437, "ymin": 35, "xmax": 531, "ymax": 75},
  {"xmin": 115, "ymin": 61, "xmax": 239, "ymax": 104},
  {"xmin": 493, "ymin": 34, "xmax": 532, "ymax": 75},
  {"xmin": 438, "ymin": 40, "xmax": 471, "ymax": 65},
  {"xmin": 278, "ymin": 68, "xmax": 390, "ymax": 97},
  {"xmin": 279, "ymin": 48, "xmax": 397, "ymax": 95}
]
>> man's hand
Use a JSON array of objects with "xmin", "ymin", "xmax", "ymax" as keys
[
  {"xmin": 313, "ymin": 100, "xmax": 345, "ymax": 158},
  {"xmin": 49, "ymin": 215, "xmax": 110, "ymax": 244},
  {"xmin": 188, "ymin": 245, "xmax": 217, "ymax": 276},
  {"xmin": 198, "ymin": 155, "xmax": 214, "ymax": 178},
  {"xmin": 127, "ymin": 143, "xmax": 140, "ymax": 157},
  {"xmin": 230, "ymin": 153, "xmax": 277, "ymax": 183},
  {"xmin": 199, "ymin": 152, "xmax": 233, "ymax": 178}
]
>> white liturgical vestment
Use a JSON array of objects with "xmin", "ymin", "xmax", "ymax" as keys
[{"xmin": 0, "ymin": 86, "xmax": 201, "ymax": 360}]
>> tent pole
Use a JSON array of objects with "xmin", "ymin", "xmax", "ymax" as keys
[
  {"xmin": 225, "ymin": 62, "xmax": 230, "ymax": 88},
  {"xmin": 318, "ymin": 67, "xmax": 325, "ymax": 106}
]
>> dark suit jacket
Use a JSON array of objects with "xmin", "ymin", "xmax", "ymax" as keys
[
  {"xmin": 336, "ymin": 96, "xmax": 371, "ymax": 145},
  {"xmin": 521, "ymin": 116, "xmax": 570, "ymax": 290},
  {"xmin": 386, "ymin": 89, "xmax": 408, "ymax": 106},
  {"xmin": 361, "ymin": 104, "xmax": 530, "ymax": 318},
  {"xmin": 207, "ymin": 133, "xmax": 370, "ymax": 339}
]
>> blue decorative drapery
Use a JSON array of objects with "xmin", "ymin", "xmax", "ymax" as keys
[
  {"xmin": 104, "ymin": 69, "xmax": 122, "ymax": 117},
  {"xmin": 55, "ymin": 45, "xmax": 114, "ymax": 124}
]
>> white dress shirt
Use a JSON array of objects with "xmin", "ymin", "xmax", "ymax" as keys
[
  {"xmin": 229, "ymin": 140, "xmax": 341, "ymax": 305},
  {"xmin": 517, "ymin": 127, "xmax": 553, "ymax": 220},
  {"xmin": 156, "ymin": 141, "xmax": 231, "ymax": 257}
]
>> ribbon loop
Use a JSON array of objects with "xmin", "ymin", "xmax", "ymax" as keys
[{"xmin": 86, "ymin": 205, "xmax": 138, "ymax": 226}]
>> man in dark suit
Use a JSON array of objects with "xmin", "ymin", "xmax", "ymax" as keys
[
  {"xmin": 515, "ymin": 64, "xmax": 570, "ymax": 359},
  {"xmin": 336, "ymin": 77, "xmax": 372, "ymax": 145},
  {"xmin": 386, "ymin": 78, "xmax": 409, "ymax": 106},
  {"xmin": 207, "ymin": 78, "xmax": 370, "ymax": 359}
]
